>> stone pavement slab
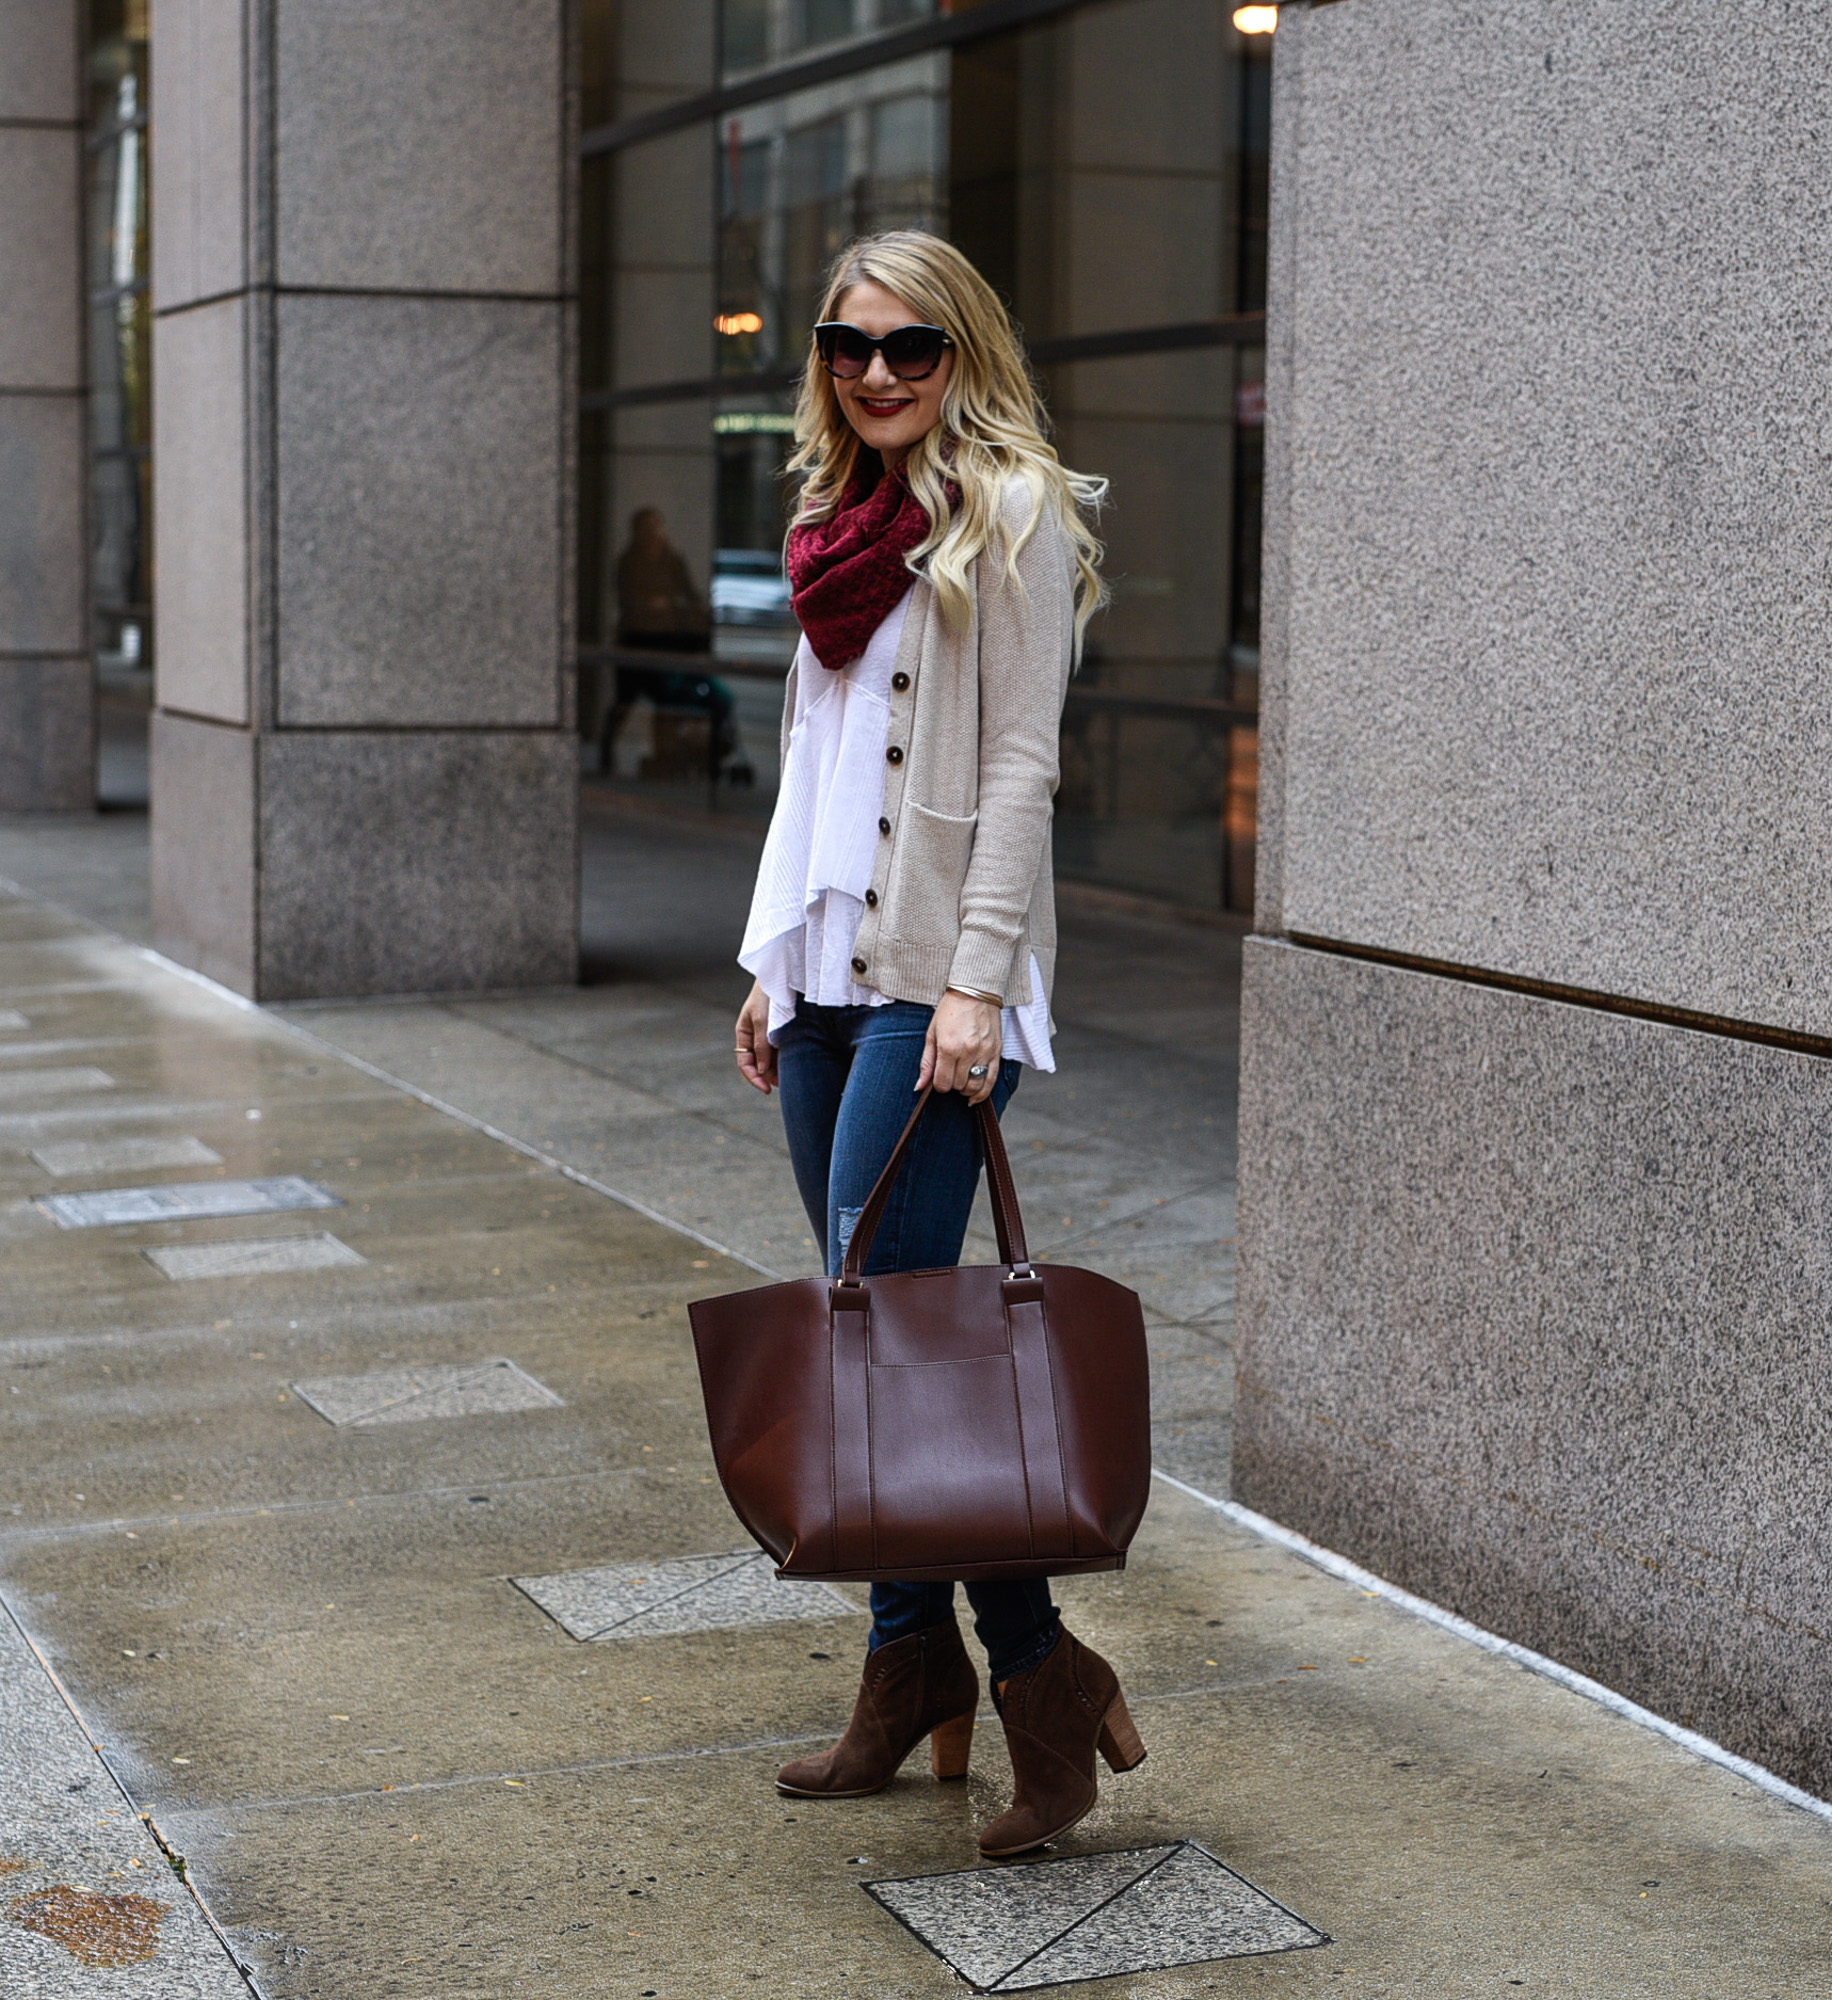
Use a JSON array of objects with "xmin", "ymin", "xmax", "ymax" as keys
[
  {"xmin": 0, "ymin": 829, "xmax": 1825, "ymax": 1998},
  {"xmin": 514, "ymin": 1551, "xmax": 860, "ymax": 1642},
  {"xmin": 33, "ymin": 1134, "xmax": 224, "ymax": 1176},
  {"xmin": 875, "ymin": 1845, "xmax": 1169, "ymax": 1992},
  {"xmin": 0, "ymin": 1599, "xmax": 248, "ymax": 1997},
  {"xmin": 40, "ymin": 1174, "xmax": 340, "ymax": 1230},
  {"xmin": 275, "ymin": 994, "xmax": 826, "ymax": 1276},
  {"xmin": 0, "ymin": 1063, "xmax": 115, "ymax": 1100},
  {"xmin": 868, "ymin": 1841, "xmax": 1327, "ymax": 1991},
  {"xmin": 291, "ymin": 1357, "xmax": 561, "ymax": 1427},
  {"xmin": 1000, "ymin": 1842, "xmax": 1325, "ymax": 1989},
  {"xmin": 133, "ymin": 1479, "xmax": 1832, "ymax": 1998},
  {"xmin": 149, "ymin": 1234, "xmax": 367, "ymax": 1281}
]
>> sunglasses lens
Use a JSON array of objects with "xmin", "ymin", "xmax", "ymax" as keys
[
  {"xmin": 882, "ymin": 327, "xmax": 947, "ymax": 378},
  {"xmin": 822, "ymin": 327, "xmax": 874, "ymax": 377},
  {"xmin": 816, "ymin": 323, "xmax": 948, "ymax": 379}
]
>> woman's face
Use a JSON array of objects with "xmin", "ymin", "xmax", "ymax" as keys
[{"xmin": 828, "ymin": 280, "xmax": 954, "ymax": 468}]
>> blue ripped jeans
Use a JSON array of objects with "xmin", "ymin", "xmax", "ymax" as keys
[{"xmin": 775, "ymin": 997, "xmax": 1061, "ymax": 1683}]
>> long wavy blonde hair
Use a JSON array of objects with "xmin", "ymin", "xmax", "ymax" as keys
[{"xmin": 786, "ymin": 231, "xmax": 1107, "ymax": 646}]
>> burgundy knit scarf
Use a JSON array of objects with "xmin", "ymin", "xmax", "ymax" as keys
[{"xmin": 786, "ymin": 465, "xmax": 938, "ymax": 672}]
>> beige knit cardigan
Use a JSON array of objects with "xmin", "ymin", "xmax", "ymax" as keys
[{"xmin": 778, "ymin": 476, "xmax": 1075, "ymax": 1014}]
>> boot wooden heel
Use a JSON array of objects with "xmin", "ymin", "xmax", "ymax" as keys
[
  {"xmin": 979, "ymin": 1631, "xmax": 1143, "ymax": 1857},
  {"xmin": 1096, "ymin": 1694, "xmax": 1146, "ymax": 1773},
  {"xmin": 930, "ymin": 1709, "xmax": 975, "ymax": 1780},
  {"xmin": 776, "ymin": 1622, "xmax": 979, "ymax": 1799}
]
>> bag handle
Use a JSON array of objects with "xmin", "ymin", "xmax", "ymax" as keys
[{"xmin": 837, "ymin": 1086, "xmax": 1031, "ymax": 1290}]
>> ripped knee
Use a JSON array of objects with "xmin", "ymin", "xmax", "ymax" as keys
[{"xmin": 835, "ymin": 1205, "xmax": 864, "ymax": 1264}]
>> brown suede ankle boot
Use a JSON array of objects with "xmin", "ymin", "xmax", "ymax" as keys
[
  {"xmin": 978, "ymin": 1628, "xmax": 1146, "ymax": 1857},
  {"xmin": 776, "ymin": 1620, "xmax": 979, "ymax": 1799}
]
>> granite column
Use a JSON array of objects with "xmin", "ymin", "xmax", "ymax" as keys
[
  {"xmin": 1242, "ymin": 0, "xmax": 1832, "ymax": 1795},
  {"xmin": 0, "ymin": 0, "xmax": 92, "ymax": 811},
  {"xmin": 149, "ymin": 0, "xmax": 578, "ymax": 997}
]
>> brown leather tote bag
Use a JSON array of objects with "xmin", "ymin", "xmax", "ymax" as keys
[{"xmin": 689, "ymin": 1087, "xmax": 1151, "ymax": 1582}]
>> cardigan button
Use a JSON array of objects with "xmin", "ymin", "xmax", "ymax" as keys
[
  {"xmin": 851, "ymin": 955, "xmax": 867, "ymax": 974},
  {"xmin": 865, "ymin": 889, "xmax": 878, "ymax": 908},
  {"xmin": 891, "ymin": 671, "xmax": 910, "ymax": 691},
  {"xmin": 886, "ymin": 745, "xmax": 903, "ymax": 765},
  {"xmin": 878, "ymin": 816, "xmax": 891, "ymax": 836}
]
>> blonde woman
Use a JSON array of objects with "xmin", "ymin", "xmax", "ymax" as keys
[{"xmin": 733, "ymin": 231, "xmax": 1145, "ymax": 1858}]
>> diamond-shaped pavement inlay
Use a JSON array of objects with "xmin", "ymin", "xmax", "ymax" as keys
[
  {"xmin": 38, "ymin": 1175, "xmax": 339, "ymax": 1229},
  {"xmin": 33, "ymin": 1134, "xmax": 224, "ymax": 1176},
  {"xmin": 514, "ymin": 1551, "xmax": 861, "ymax": 1641},
  {"xmin": 0, "ymin": 1065, "xmax": 113, "ymax": 1102},
  {"xmin": 292, "ymin": 1358, "xmax": 562, "ymax": 1427},
  {"xmin": 867, "ymin": 1841, "xmax": 1328, "ymax": 1991},
  {"xmin": 147, "ymin": 1233, "xmax": 366, "ymax": 1281}
]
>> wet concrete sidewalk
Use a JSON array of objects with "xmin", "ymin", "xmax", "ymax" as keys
[{"xmin": 0, "ymin": 815, "xmax": 1827, "ymax": 1997}]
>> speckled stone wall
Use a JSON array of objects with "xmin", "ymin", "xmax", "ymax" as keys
[
  {"xmin": 1243, "ymin": 0, "xmax": 1832, "ymax": 1791},
  {"xmin": 1258, "ymin": 0, "xmax": 1832, "ymax": 1037},
  {"xmin": 1236, "ymin": 938, "xmax": 1832, "ymax": 1796},
  {"xmin": 0, "ymin": 2, "xmax": 90, "ymax": 811},
  {"xmin": 149, "ymin": 0, "xmax": 578, "ymax": 998}
]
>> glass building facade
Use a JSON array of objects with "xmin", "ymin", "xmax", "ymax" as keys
[
  {"xmin": 580, "ymin": 0, "xmax": 1270, "ymax": 912},
  {"xmin": 83, "ymin": 0, "xmax": 1267, "ymax": 905},
  {"xmin": 86, "ymin": 0, "xmax": 152, "ymax": 679}
]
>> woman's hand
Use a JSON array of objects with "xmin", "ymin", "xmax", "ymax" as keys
[
  {"xmin": 920, "ymin": 990, "xmax": 1001, "ymax": 1106},
  {"xmin": 735, "ymin": 980, "xmax": 777, "ymax": 1094}
]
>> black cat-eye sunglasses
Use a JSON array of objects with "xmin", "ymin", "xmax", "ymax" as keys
[{"xmin": 813, "ymin": 321, "xmax": 954, "ymax": 381}]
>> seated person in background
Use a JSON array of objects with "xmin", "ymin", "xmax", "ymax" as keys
[
  {"xmin": 616, "ymin": 506, "xmax": 712, "ymax": 654},
  {"xmin": 604, "ymin": 509, "xmax": 745, "ymax": 782}
]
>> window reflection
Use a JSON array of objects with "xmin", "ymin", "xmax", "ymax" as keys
[
  {"xmin": 954, "ymin": 3, "xmax": 1266, "ymax": 910},
  {"xmin": 722, "ymin": 0, "xmax": 943, "ymax": 81},
  {"xmin": 88, "ymin": 0, "xmax": 152, "ymax": 676},
  {"xmin": 580, "ymin": 0, "xmax": 1271, "ymax": 911},
  {"xmin": 718, "ymin": 56, "xmax": 947, "ymax": 379},
  {"xmin": 713, "ymin": 57, "xmax": 946, "ymax": 669}
]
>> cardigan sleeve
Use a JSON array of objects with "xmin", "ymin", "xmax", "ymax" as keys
[
  {"xmin": 778, "ymin": 655, "xmax": 799, "ymax": 772},
  {"xmin": 947, "ymin": 481, "xmax": 1076, "ymax": 1002}
]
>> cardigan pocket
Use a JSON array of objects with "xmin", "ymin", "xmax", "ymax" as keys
[{"xmin": 885, "ymin": 802, "xmax": 978, "ymax": 941}]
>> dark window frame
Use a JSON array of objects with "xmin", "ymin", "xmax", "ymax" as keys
[{"xmin": 586, "ymin": 0, "xmax": 1105, "ymax": 159}]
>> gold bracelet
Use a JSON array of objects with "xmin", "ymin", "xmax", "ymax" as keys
[{"xmin": 946, "ymin": 983, "xmax": 1003, "ymax": 1006}]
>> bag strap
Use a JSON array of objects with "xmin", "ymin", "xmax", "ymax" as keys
[
  {"xmin": 837, "ymin": 1086, "xmax": 1032, "ymax": 1287},
  {"xmin": 975, "ymin": 1095, "xmax": 1032, "ymax": 1270}
]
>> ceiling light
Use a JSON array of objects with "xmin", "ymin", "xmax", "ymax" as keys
[{"xmin": 1233, "ymin": 5, "xmax": 1278, "ymax": 32}]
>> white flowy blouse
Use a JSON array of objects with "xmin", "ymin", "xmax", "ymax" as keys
[{"xmin": 739, "ymin": 589, "xmax": 1055, "ymax": 1070}]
